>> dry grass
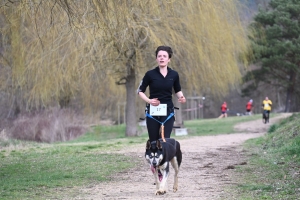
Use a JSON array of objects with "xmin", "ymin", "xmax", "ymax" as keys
[{"xmin": 6, "ymin": 107, "xmax": 89, "ymax": 143}]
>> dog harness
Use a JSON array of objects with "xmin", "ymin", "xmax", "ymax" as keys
[{"xmin": 145, "ymin": 112, "xmax": 175, "ymax": 142}]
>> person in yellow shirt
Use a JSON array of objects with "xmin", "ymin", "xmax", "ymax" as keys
[{"xmin": 262, "ymin": 96, "xmax": 272, "ymax": 124}]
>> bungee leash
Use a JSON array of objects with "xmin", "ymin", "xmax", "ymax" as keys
[{"xmin": 145, "ymin": 112, "xmax": 174, "ymax": 142}]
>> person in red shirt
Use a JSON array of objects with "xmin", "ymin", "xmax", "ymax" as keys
[
  {"xmin": 246, "ymin": 99, "xmax": 253, "ymax": 115},
  {"xmin": 218, "ymin": 102, "xmax": 228, "ymax": 118}
]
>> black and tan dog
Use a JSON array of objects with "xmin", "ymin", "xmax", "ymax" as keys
[{"xmin": 145, "ymin": 138, "xmax": 182, "ymax": 195}]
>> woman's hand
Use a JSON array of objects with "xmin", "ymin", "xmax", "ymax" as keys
[
  {"xmin": 178, "ymin": 96, "xmax": 186, "ymax": 103},
  {"xmin": 149, "ymin": 98, "xmax": 160, "ymax": 106}
]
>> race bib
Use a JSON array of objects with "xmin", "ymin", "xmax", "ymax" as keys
[{"xmin": 149, "ymin": 104, "xmax": 167, "ymax": 116}]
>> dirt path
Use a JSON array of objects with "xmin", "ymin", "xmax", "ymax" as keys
[{"xmin": 76, "ymin": 113, "xmax": 292, "ymax": 200}]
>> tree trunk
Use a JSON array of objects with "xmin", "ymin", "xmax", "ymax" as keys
[
  {"xmin": 285, "ymin": 70, "xmax": 296, "ymax": 112},
  {"xmin": 285, "ymin": 89, "xmax": 292, "ymax": 113},
  {"xmin": 125, "ymin": 66, "xmax": 138, "ymax": 136}
]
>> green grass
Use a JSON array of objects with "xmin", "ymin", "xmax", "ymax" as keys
[
  {"xmin": 0, "ymin": 145, "xmax": 136, "ymax": 199},
  {"xmin": 231, "ymin": 113, "xmax": 300, "ymax": 200},
  {"xmin": 0, "ymin": 113, "xmax": 290, "ymax": 199},
  {"xmin": 69, "ymin": 124, "xmax": 128, "ymax": 142},
  {"xmin": 184, "ymin": 114, "xmax": 262, "ymax": 136},
  {"xmin": 0, "ymin": 123, "xmax": 150, "ymax": 199}
]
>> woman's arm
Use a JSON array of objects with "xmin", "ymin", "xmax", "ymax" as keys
[
  {"xmin": 175, "ymin": 91, "xmax": 186, "ymax": 103},
  {"xmin": 138, "ymin": 92, "xmax": 151, "ymax": 104},
  {"xmin": 138, "ymin": 92, "xmax": 160, "ymax": 106}
]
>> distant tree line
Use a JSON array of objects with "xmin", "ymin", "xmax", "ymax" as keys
[{"xmin": 242, "ymin": 0, "xmax": 300, "ymax": 112}]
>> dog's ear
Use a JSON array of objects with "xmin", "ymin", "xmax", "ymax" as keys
[
  {"xmin": 156, "ymin": 139, "xmax": 163, "ymax": 149},
  {"xmin": 146, "ymin": 140, "xmax": 151, "ymax": 149}
]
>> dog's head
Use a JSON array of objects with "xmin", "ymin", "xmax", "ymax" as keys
[{"xmin": 145, "ymin": 139, "xmax": 163, "ymax": 169}]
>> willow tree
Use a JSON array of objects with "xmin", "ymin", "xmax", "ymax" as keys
[
  {"xmin": 1, "ymin": 0, "xmax": 249, "ymax": 136},
  {"xmin": 79, "ymin": 0, "xmax": 250, "ymax": 136},
  {"xmin": 0, "ymin": 1, "xmax": 123, "ymax": 116}
]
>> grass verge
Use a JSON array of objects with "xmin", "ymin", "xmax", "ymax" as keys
[
  {"xmin": 0, "ymin": 114, "xmax": 281, "ymax": 199},
  {"xmin": 184, "ymin": 114, "xmax": 262, "ymax": 136},
  {"xmin": 229, "ymin": 113, "xmax": 300, "ymax": 199},
  {"xmin": 0, "ymin": 144, "xmax": 137, "ymax": 199}
]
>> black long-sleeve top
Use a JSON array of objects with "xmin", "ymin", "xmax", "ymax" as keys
[{"xmin": 137, "ymin": 66, "xmax": 182, "ymax": 108}]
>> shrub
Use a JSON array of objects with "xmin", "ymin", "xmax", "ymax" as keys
[{"xmin": 8, "ymin": 107, "xmax": 88, "ymax": 143}]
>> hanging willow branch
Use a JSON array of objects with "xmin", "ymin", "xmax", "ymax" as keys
[{"xmin": 0, "ymin": 0, "xmax": 250, "ymax": 110}]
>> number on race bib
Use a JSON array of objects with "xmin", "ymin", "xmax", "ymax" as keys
[{"xmin": 149, "ymin": 104, "xmax": 167, "ymax": 116}]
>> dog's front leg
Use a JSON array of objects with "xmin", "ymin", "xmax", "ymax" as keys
[
  {"xmin": 153, "ymin": 170, "xmax": 160, "ymax": 191},
  {"xmin": 155, "ymin": 168, "xmax": 168, "ymax": 195},
  {"xmin": 171, "ymin": 158, "xmax": 179, "ymax": 192}
]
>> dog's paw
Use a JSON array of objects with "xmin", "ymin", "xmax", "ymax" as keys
[
  {"xmin": 173, "ymin": 183, "xmax": 178, "ymax": 192},
  {"xmin": 155, "ymin": 190, "xmax": 166, "ymax": 195}
]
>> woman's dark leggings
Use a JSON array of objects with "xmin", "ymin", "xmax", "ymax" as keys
[{"xmin": 146, "ymin": 109, "xmax": 175, "ymax": 142}]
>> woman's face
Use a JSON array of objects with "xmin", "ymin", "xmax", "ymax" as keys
[{"xmin": 156, "ymin": 50, "xmax": 170, "ymax": 67}]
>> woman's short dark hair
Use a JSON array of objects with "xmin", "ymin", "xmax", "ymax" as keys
[{"xmin": 155, "ymin": 46, "xmax": 173, "ymax": 58}]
